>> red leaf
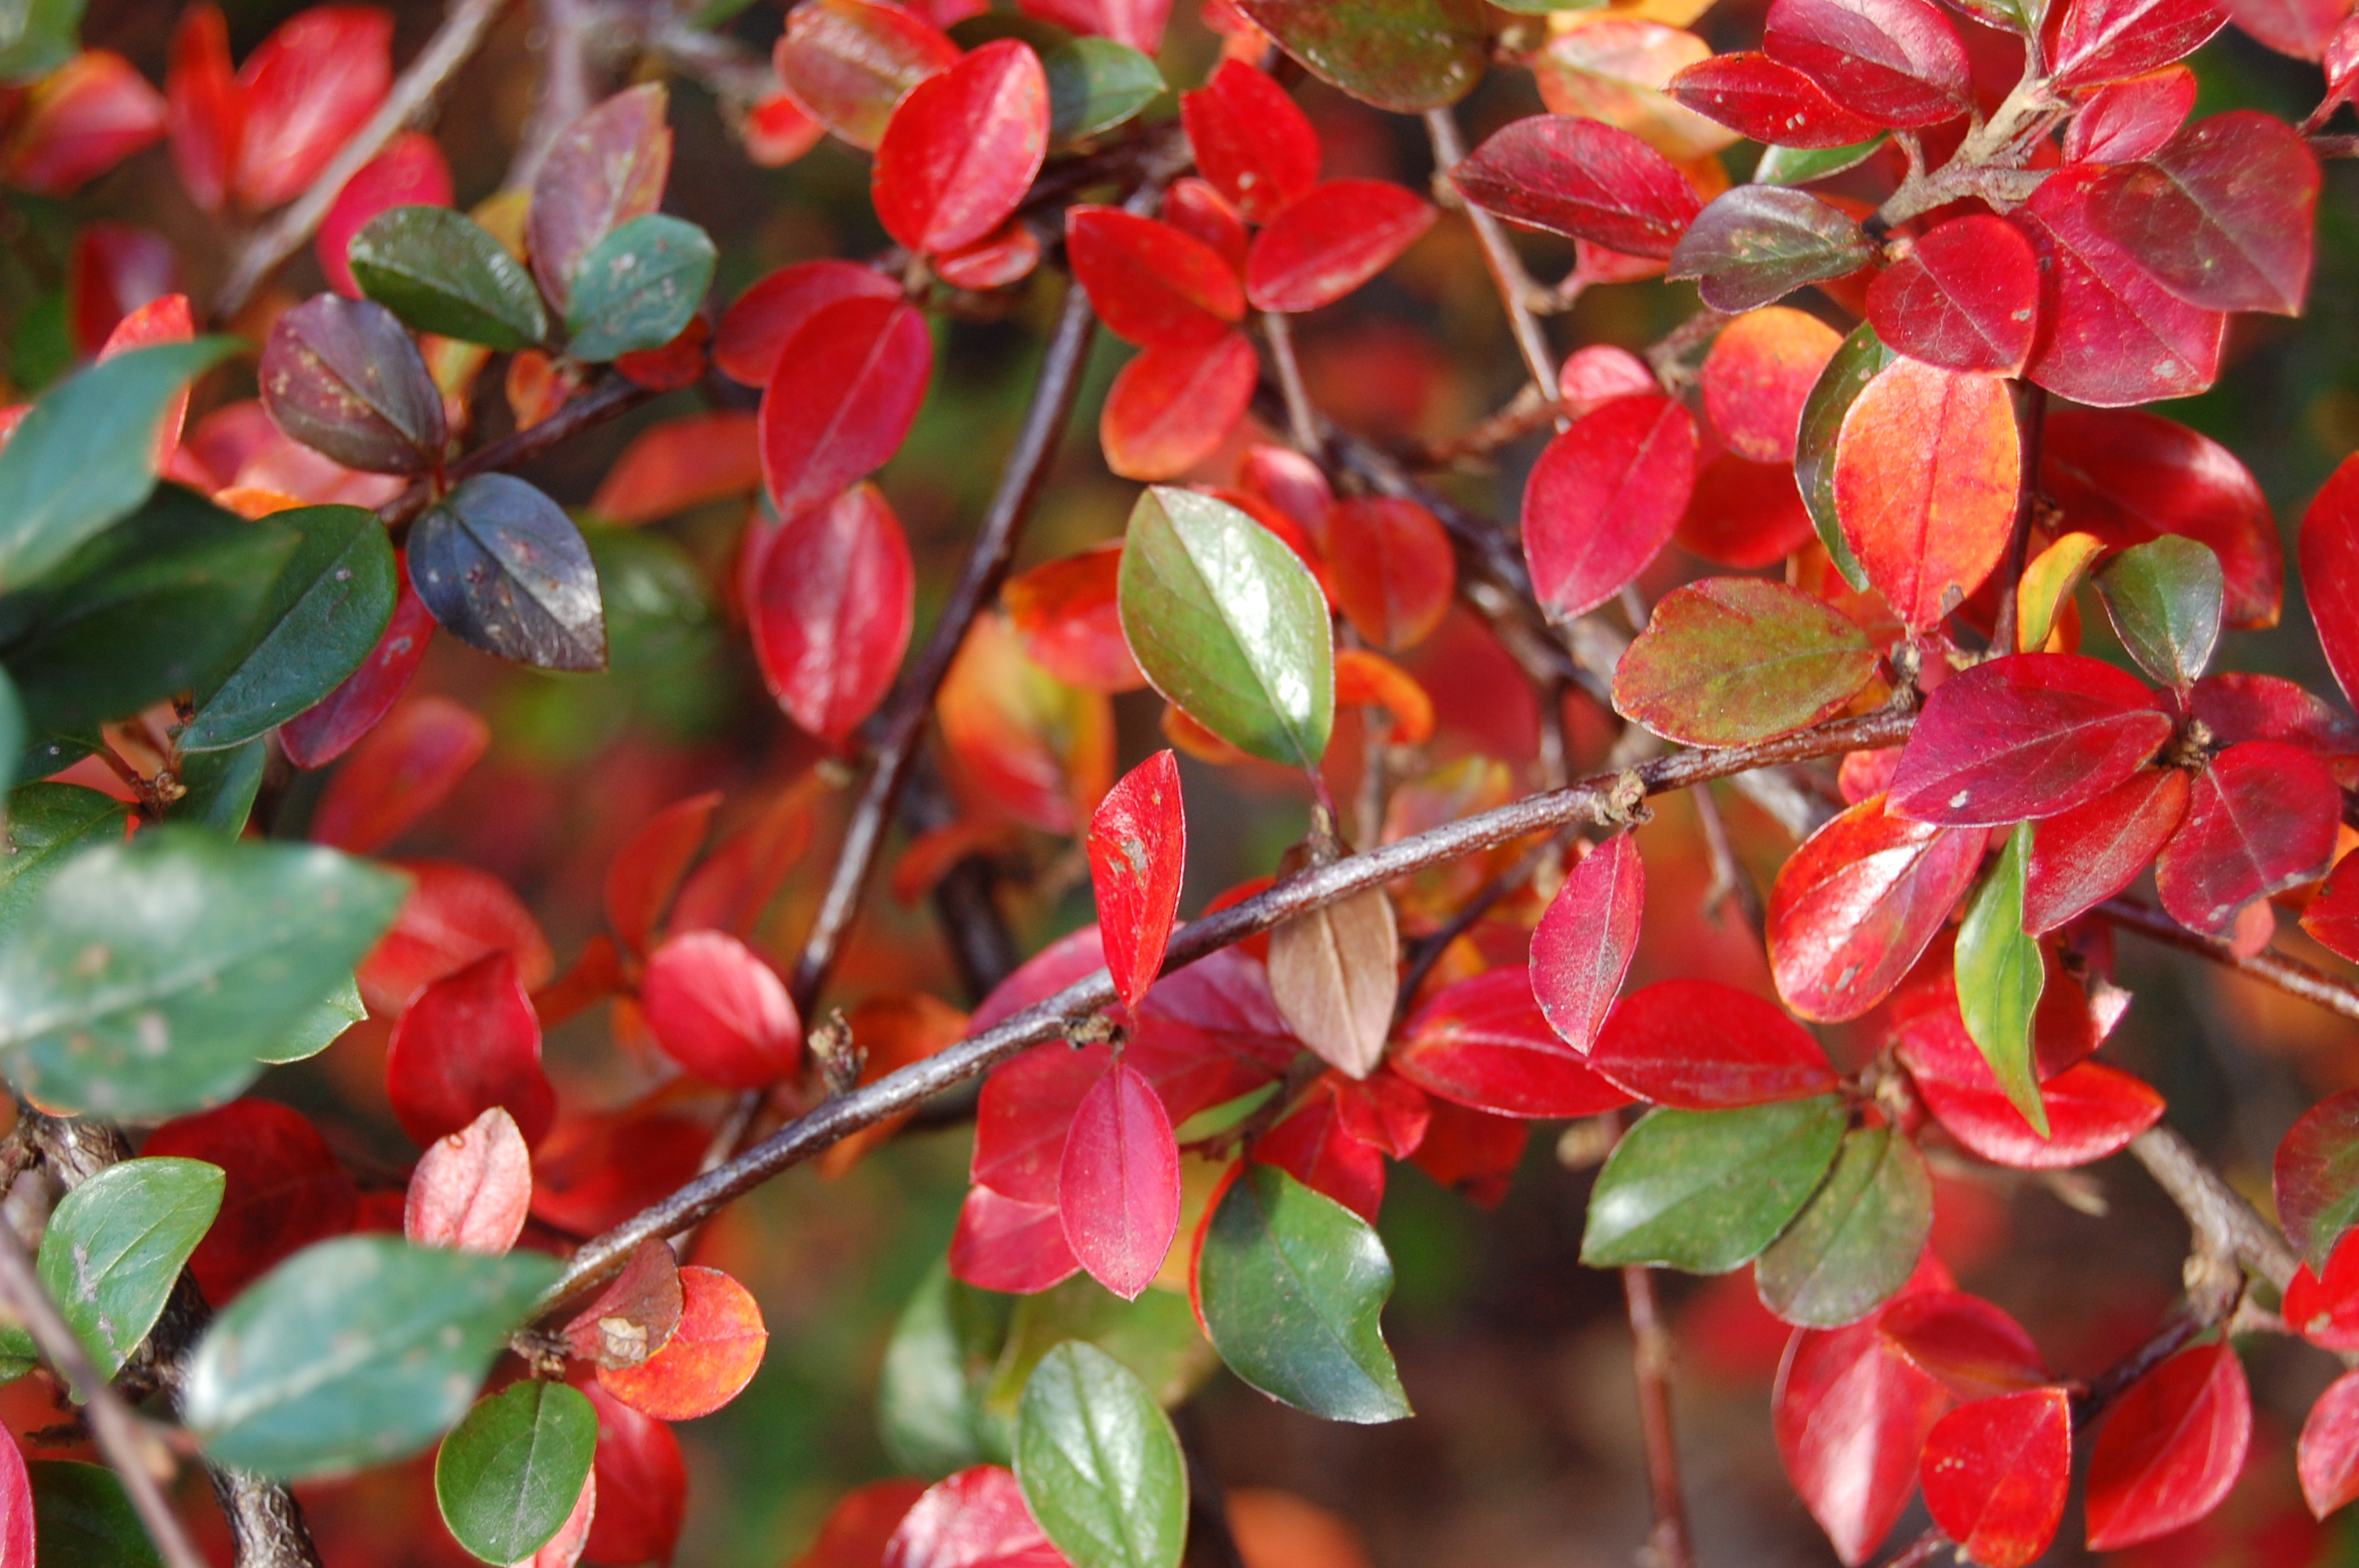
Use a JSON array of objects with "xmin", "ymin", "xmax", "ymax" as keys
[
  {"xmin": 1834, "ymin": 358, "xmax": 2020, "ymax": 630},
  {"xmin": 1332, "ymin": 1069, "xmax": 1430, "ymax": 1159},
  {"xmin": 793, "ymin": 1479, "xmax": 931, "ymax": 1568},
  {"xmin": 1701, "ymin": 307, "xmax": 1841, "ymax": 465},
  {"xmin": 2226, "ymin": 0, "xmax": 2354, "ymax": 57},
  {"xmin": 318, "ymin": 131, "xmax": 451, "ymax": 297},
  {"xmin": 1896, "ymin": 1007, "xmax": 2164, "ymax": 1169},
  {"xmin": 531, "ymin": 1105, "xmax": 711, "ymax": 1238},
  {"xmin": 1016, "ymin": 0, "xmax": 1169, "ymax": 49},
  {"xmin": 598, "ymin": 1265, "xmax": 768, "ymax": 1421},
  {"xmin": 2283, "ymin": 1229, "xmax": 2359, "ymax": 1350},
  {"xmin": 2085, "ymin": 1342, "xmax": 2252, "ymax": 1550},
  {"xmin": 1888, "ymin": 653, "xmax": 2172, "ymax": 827},
  {"xmin": 772, "ymin": 0, "xmax": 960, "ymax": 151},
  {"xmin": 1528, "ymin": 832, "xmax": 1645, "ymax": 1055},
  {"xmin": 760, "ymin": 299, "xmax": 932, "ymax": 523},
  {"xmin": 1666, "ymin": 52, "xmax": 1883, "ymax": 147},
  {"xmin": 146, "ymin": 1100, "xmax": 357, "ymax": 1302},
  {"xmin": 528, "ymin": 84, "xmax": 671, "ymax": 311},
  {"xmin": 562, "ymin": 1240, "xmax": 685, "ymax": 1370},
  {"xmin": 589, "ymin": 411, "xmax": 764, "ymax": 524},
  {"xmin": 640, "ymin": 930, "xmax": 803, "ymax": 1089},
  {"xmin": 233, "ymin": 6, "xmax": 392, "ymax": 211},
  {"xmin": 1762, "ymin": 0, "xmax": 1972, "ymax": 128},
  {"xmin": 2065, "ymin": 66, "xmax": 2198, "ymax": 163},
  {"xmin": 885, "ymin": 1468, "xmax": 1064, "ymax": 1568},
  {"xmin": 2303, "ymin": 451, "xmax": 2359, "ymax": 708},
  {"xmin": 1058, "ymin": 1062, "xmax": 1182, "ymax": 1300},
  {"xmin": 307, "ymin": 694, "xmax": 489, "ymax": 855},
  {"xmin": 1867, "ymin": 215, "xmax": 2040, "ymax": 376},
  {"xmin": 1179, "ymin": 59, "xmax": 1319, "ymax": 223},
  {"xmin": 950, "ymin": 1184, "xmax": 1080, "ymax": 1294},
  {"xmin": 606, "ymin": 793, "xmax": 720, "ymax": 956},
  {"xmin": 2189, "ymin": 674, "xmax": 2359, "ymax": 774},
  {"xmin": 1409, "ymin": 1100, "xmax": 1528, "ymax": 1207},
  {"xmin": 1769, "ymin": 795, "xmax": 1985, "ymax": 1022},
  {"xmin": 670, "ymin": 781, "xmax": 820, "ymax": 939},
  {"xmin": 385, "ymin": 951, "xmax": 556, "ymax": 1148},
  {"xmin": 1674, "ymin": 451, "xmax": 1819, "ymax": 568},
  {"xmin": 1005, "ymin": 545, "xmax": 1142, "ymax": 693},
  {"xmin": 1558, "ymin": 344, "xmax": 1659, "ymax": 418},
  {"xmin": 1089, "ymin": 751, "xmax": 1186, "ymax": 1013},
  {"xmin": 1126, "ymin": 948, "xmax": 1298, "ymax": 1122},
  {"xmin": 2301, "ymin": 1371, "xmax": 2359, "ymax": 1518},
  {"xmin": 1099, "ymin": 329, "xmax": 1257, "ymax": 481},
  {"xmin": 581, "ymin": 1382, "xmax": 687, "ymax": 1568},
  {"xmin": 1067, "ymin": 207, "xmax": 1244, "ymax": 349},
  {"xmin": 1393, "ymin": 967, "xmax": 1634, "ymax": 1119},
  {"xmin": 1245, "ymin": 179, "xmax": 1434, "ymax": 314},
  {"xmin": 2157, "ymin": 739, "xmax": 2340, "ymax": 937},
  {"xmin": 281, "ymin": 562, "xmax": 435, "ymax": 769},
  {"xmin": 1161, "ymin": 178, "xmax": 1249, "ymax": 275},
  {"xmin": 2088, "ymin": 111, "xmax": 2317, "ymax": 315},
  {"xmin": 2053, "ymin": 0, "xmax": 2230, "ymax": 89},
  {"xmin": 716, "ymin": 260, "xmax": 903, "ymax": 389},
  {"xmin": 403, "ymin": 1105, "xmax": 530, "ymax": 1254},
  {"xmin": 2044, "ymin": 408, "xmax": 2280, "ymax": 630},
  {"xmin": 2023, "ymin": 767, "xmax": 2190, "ymax": 932},
  {"xmin": 1919, "ymin": 1388, "xmax": 2070, "ymax": 1568},
  {"xmin": 358, "ymin": 858, "xmax": 554, "ymax": 1017},
  {"xmin": 747, "ymin": 481, "xmax": 916, "ymax": 746},
  {"xmin": 873, "ymin": 40, "xmax": 1048, "ymax": 256},
  {"xmin": 1522, "ymin": 393, "xmax": 1698, "ymax": 622},
  {"xmin": 2303, "ymin": 851, "xmax": 2359, "ymax": 964},
  {"xmin": 67, "ymin": 222, "xmax": 179, "ymax": 357},
  {"xmin": 1326, "ymin": 496, "xmax": 1455, "ymax": 652},
  {"xmin": 0, "ymin": 51, "xmax": 166, "ymax": 198},
  {"xmin": 974, "ymin": 1040, "xmax": 1106, "ymax": 1204},
  {"xmin": 96, "ymin": 292, "xmax": 194, "ymax": 469},
  {"xmin": 165, "ymin": 2, "xmax": 242, "ymax": 214},
  {"xmin": 934, "ymin": 222, "xmax": 1041, "ymax": 291},
  {"xmin": 1775, "ymin": 1312, "xmax": 1952, "ymax": 1565},
  {"xmin": 1254, "ymin": 1076, "xmax": 1389, "ymax": 1220},
  {"xmin": 2277, "ymin": 1087, "xmax": 2359, "ymax": 1273},
  {"xmin": 0, "ymin": 1424, "xmax": 30, "ymax": 1568},
  {"xmin": 1449, "ymin": 115, "xmax": 1701, "ymax": 260},
  {"xmin": 1878, "ymin": 1290, "xmax": 2048, "ymax": 1400},
  {"xmin": 2016, "ymin": 165, "xmax": 2225, "ymax": 408},
  {"xmin": 1590, "ymin": 977, "xmax": 1838, "ymax": 1109}
]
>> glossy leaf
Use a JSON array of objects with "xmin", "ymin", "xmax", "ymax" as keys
[
  {"xmin": 528, "ymin": 85, "xmax": 671, "ymax": 312},
  {"xmin": 1919, "ymin": 1388, "xmax": 2070, "ymax": 1568},
  {"xmin": 1392, "ymin": 967, "xmax": 1634, "ymax": 1119},
  {"xmin": 279, "ymin": 567, "xmax": 435, "ymax": 769},
  {"xmin": 411, "ymin": 474, "xmax": 605, "ymax": 672},
  {"xmin": 2301, "ymin": 1370, "xmax": 2359, "ymax": 1518},
  {"xmin": 2304, "ymin": 851, "xmax": 2359, "ymax": 965},
  {"xmin": 1955, "ymin": 822, "xmax": 2046, "ymax": 1137},
  {"xmin": 2088, "ymin": 111, "xmax": 2316, "ymax": 315},
  {"xmin": 1196, "ymin": 1164, "xmax": 1408, "ymax": 1423},
  {"xmin": 179, "ymin": 503, "xmax": 398, "ymax": 751},
  {"xmin": 2303, "ymin": 451, "xmax": 2359, "ymax": 706},
  {"xmin": 873, "ymin": 40, "xmax": 1049, "ymax": 256},
  {"xmin": 37, "ymin": 1156, "xmax": 224, "ymax": 1384},
  {"xmin": 1013, "ymin": 1341, "xmax": 1185, "ymax": 1568},
  {"xmin": 386, "ymin": 950, "xmax": 556, "ymax": 1148},
  {"xmin": 1055, "ymin": 1063, "xmax": 1180, "ymax": 1301},
  {"xmin": 1590, "ymin": 978, "xmax": 1839, "ymax": 1109},
  {"xmin": 436, "ymin": 1381, "xmax": 600, "ymax": 1566},
  {"xmin": 1833, "ymin": 358, "xmax": 2019, "ymax": 630},
  {"xmin": 565, "ymin": 214, "xmax": 715, "ymax": 362},
  {"xmin": 747, "ymin": 481, "xmax": 914, "ymax": 746},
  {"xmin": 1668, "ymin": 186, "xmax": 1875, "ymax": 313},
  {"xmin": 1769, "ymin": 796, "xmax": 1985, "ymax": 1022},
  {"xmin": 715, "ymin": 260, "xmax": 903, "ymax": 389},
  {"xmin": 597, "ymin": 1265, "xmax": 767, "ymax": 1421},
  {"xmin": 1866, "ymin": 215, "xmax": 2038, "ymax": 375},
  {"xmin": 2016, "ymin": 167, "xmax": 2225, "ymax": 408},
  {"xmin": 0, "ymin": 830, "xmax": 402, "ymax": 1117},
  {"xmin": 406, "ymin": 1105, "xmax": 532, "ymax": 1254},
  {"xmin": 1045, "ymin": 37, "xmax": 1163, "ymax": 148},
  {"xmin": 1775, "ymin": 1311, "xmax": 1950, "ymax": 1565},
  {"xmin": 1179, "ymin": 60, "xmax": 1316, "ymax": 223},
  {"xmin": 1762, "ymin": 0, "xmax": 1972, "ymax": 127},
  {"xmin": 772, "ymin": 0, "xmax": 959, "ymax": 151},
  {"xmin": 260, "ymin": 295, "xmax": 445, "ymax": 475},
  {"xmin": 1099, "ymin": 331, "xmax": 1257, "ymax": 481},
  {"xmin": 1757, "ymin": 1127, "xmax": 1932, "ymax": 1328},
  {"xmin": 1667, "ymin": 52, "xmax": 1883, "ymax": 148},
  {"xmin": 1793, "ymin": 322, "xmax": 1890, "ymax": 590},
  {"xmin": 760, "ymin": 296, "xmax": 932, "ymax": 522},
  {"xmin": 0, "ymin": 338, "xmax": 234, "ymax": 591},
  {"xmin": 317, "ymin": 132, "xmax": 453, "ymax": 300},
  {"xmin": 2066, "ymin": 67, "xmax": 2198, "ymax": 162},
  {"xmin": 1450, "ymin": 116, "xmax": 1699, "ymax": 260},
  {"xmin": 0, "ymin": 1439, "xmax": 25, "ymax": 1568},
  {"xmin": 1117, "ymin": 486, "xmax": 1332, "ymax": 769},
  {"xmin": 2096, "ymin": 535, "xmax": 2223, "ymax": 688},
  {"xmin": 2157, "ymin": 739, "xmax": 2340, "ymax": 937},
  {"xmin": 1245, "ymin": 180, "xmax": 1433, "ymax": 315},
  {"xmin": 1521, "ymin": 394, "xmax": 1697, "ymax": 622},
  {"xmin": 1897, "ymin": 1007, "xmax": 2164, "ymax": 1169},
  {"xmin": 2023, "ymin": 767, "xmax": 2189, "ymax": 933},
  {"xmin": 349, "ymin": 205, "xmax": 546, "ymax": 350},
  {"xmin": 1067, "ymin": 207, "xmax": 1242, "ymax": 349},
  {"xmin": 1089, "ymin": 751, "xmax": 1185, "ymax": 1013},
  {"xmin": 886, "ymin": 1466, "xmax": 1065, "ymax": 1568},
  {"xmin": 1528, "ymin": 833, "xmax": 1645, "ymax": 1057},
  {"xmin": 1612, "ymin": 578, "xmax": 1877, "ymax": 747},
  {"xmin": 1583, "ymin": 1096, "xmax": 1847, "ymax": 1272},
  {"xmin": 230, "ymin": 6, "xmax": 391, "ymax": 210},
  {"xmin": 0, "ymin": 786, "xmax": 127, "ymax": 949},
  {"xmin": 2053, "ymin": 0, "xmax": 2230, "ymax": 89},
  {"xmin": 1230, "ymin": 0, "xmax": 1485, "ymax": 113},
  {"xmin": 1889, "ymin": 654, "xmax": 2170, "ymax": 826},
  {"xmin": 2085, "ymin": 1341, "xmax": 2250, "ymax": 1550}
]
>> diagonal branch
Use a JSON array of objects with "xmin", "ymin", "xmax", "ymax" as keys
[{"xmin": 2094, "ymin": 897, "xmax": 2359, "ymax": 1022}]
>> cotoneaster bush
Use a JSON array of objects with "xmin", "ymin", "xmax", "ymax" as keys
[{"xmin": 1, "ymin": 0, "xmax": 2358, "ymax": 1565}]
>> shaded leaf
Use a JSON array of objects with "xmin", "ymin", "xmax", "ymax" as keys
[
  {"xmin": 1757, "ymin": 1126, "xmax": 1932, "ymax": 1328},
  {"xmin": 1794, "ymin": 321, "xmax": 1891, "ymax": 591},
  {"xmin": 411, "ymin": 474, "xmax": 606, "ymax": 673},
  {"xmin": 529, "ymin": 85, "xmax": 671, "ymax": 312},
  {"xmin": 348, "ymin": 205, "xmax": 547, "ymax": 350},
  {"xmin": 386, "ymin": 950, "xmax": 556, "ymax": 1148},
  {"xmin": 307, "ymin": 695, "xmax": 489, "ymax": 855},
  {"xmin": 1589, "ymin": 977, "xmax": 1839, "ymax": 1109},
  {"xmin": 0, "ymin": 785, "xmax": 127, "ymax": 948},
  {"xmin": 1450, "ymin": 115, "xmax": 1699, "ymax": 260},
  {"xmin": 565, "ymin": 215, "xmax": 716, "ymax": 363},
  {"xmin": 260, "ymin": 295, "xmax": 445, "ymax": 475},
  {"xmin": 1267, "ymin": 867, "xmax": 1397, "ymax": 1080},
  {"xmin": 2300, "ymin": 1370, "xmax": 2359, "ymax": 1519},
  {"xmin": 1762, "ymin": 0, "xmax": 1972, "ymax": 127},
  {"xmin": 2085, "ymin": 1342, "xmax": 2250, "ymax": 1551},
  {"xmin": 2096, "ymin": 535, "xmax": 2223, "ymax": 688},
  {"xmin": 27, "ymin": 1461, "xmax": 155, "ymax": 1568},
  {"xmin": 2024, "ymin": 768, "xmax": 2188, "ymax": 934},
  {"xmin": 436, "ymin": 1381, "xmax": 599, "ymax": 1566},
  {"xmin": 2016, "ymin": 166, "xmax": 2224, "ymax": 408},
  {"xmin": 2302, "ymin": 451, "xmax": 2359, "ymax": 706},
  {"xmin": 1045, "ymin": 38, "xmax": 1163, "ymax": 149},
  {"xmin": 1230, "ymin": 0, "xmax": 1485, "ymax": 113},
  {"xmin": 37, "ymin": 1156, "xmax": 223, "ymax": 1385},
  {"xmin": 1013, "ymin": 1342, "xmax": 1185, "ymax": 1568},
  {"xmin": 597, "ymin": 1265, "xmax": 767, "ymax": 1421},
  {"xmin": 1581, "ymin": 1095, "xmax": 1847, "ymax": 1272},
  {"xmin": 2156, "ymin": 739, "xmax": 2340, "ymax": 938},
  {"xmin": 1612, "ymin": 578, "xmax": 1876, "ymax": 747},
  {"xmin": 145, "ymin": 1099, "xmax": 356, "ymax": 1303},
  {"xmin": 2277, "ymin": 1087, "xmax": 2359, "ymax": 1269},
  {"xmin": 1888, "ymin": 653, "xmax": 2170, "ymax": 826},
  {"xmin": 1393, "ymin": 967, "xmax": 1633, "ymax": 1119},
  {"xmin": 1668, "ymin": 186, "xmax": 1874, "ymax": 314},
  {"xmin": 2087, "ymin": 111, "xmax": 2316, "ymax": 315},
  {"xmin": 1768, "ymin": 795, "xmax": 1985, "ymax": 1022},
  {"xmin": 760, "ymin": 296, "xmax": 932, "ymax": 522}
]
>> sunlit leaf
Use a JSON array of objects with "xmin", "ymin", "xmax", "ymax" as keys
[
  {"xmin": 1756, "ymin": 1126, "xmax": 1932, "ymax": 1328},
  {"xmin": 1013, "ymin": 1341, "xmax": 1186, "ymax": 1568},
  {"xmin": 1581, "ymin": 1095, "xmax": 1846, "ymax": 1271}
]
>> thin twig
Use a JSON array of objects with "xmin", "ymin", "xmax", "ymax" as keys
[
  {"xmin": 1986, "ymin": 382, "xmax": 2046, "ymax": 656},
  {"xmin": 2094, "ymin": 897, "xmax": 2359, "ymax": 1023},
  {"xmin": 378, "ymin": 376, "xmax": 660, "ymax": 529},
  {"xmin": 1424, "ymin": 108, "xmax": 1558, "ymax": 395},
  {"xmin": 1395, "ymin": 384, "xmax": 1565, "ymax": 467},
  {"xmin": 213, "ymin": 0, "xmax": 514, "ymax": 318},
  {"xmin": 0, "ymin": 1223, "xmax": 206, "ymax": 1568},
  {"xmin": 502, "ymin": 0, "xmax": 598, "ymax": 192},
  {"xmin": 1622, "ymin": 1261, "xmax": 1696, "ymax": 1568},
  {"xmin": 533, "ymin": 706, "xmax": 1920, "ymax": 1312},
  {"xmin": 1690, "ymin": 782, "xmax": 1763, "ymax": 940},
  {"xmin": 2127, "ymin": 1123, "xmax": 2299, "ymax": 1292},
  {"xmin": 1261, "ymin": 311, "xmax": 1322, "ymax": 457}
]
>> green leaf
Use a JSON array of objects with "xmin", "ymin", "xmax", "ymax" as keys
[
  {"xmin": 1754, "ymin": 136, "xmax": 1888, "ymax": 187},
  {"xmin": 179, "ymin": 504, "xmax": 398, "ymax": 752},
  {"xmin": 1795, "ymin": 321, "xmax": 1892, "ymax": 593},
  {"xmin": 261, "ymin": 972, "xmax": 365, "ymax": 1065},
  {"xmin": 435, "ymin": 1381, "xmax": 599, "ymax": 1565},
  {"xmin": 1754, "ymin": 1126, "xmax": 1932, "ymax": 1328},
  {"xmin": 0, "ymin": 339, "xmax": 238, "ymax": 592},
  {"xmin": 0, "ymin": 782, "xmax": 126, "ymax": 946},
  {"xmin": 2096, "ymin": 535, "xmax": 2223, "ymax": 690},
  {"xmin": 1, "ymin": 486, "xmax": 300, "ymax": 737},
  {"xmin": 1045, "ymin": 38, "xmax": 1165, "ymax": 148},
  {"xmin": 0, "ymin": 0, "xmax": 85, "ymax": 83},
  {"xmin": 587, "ymin": 525, "xmax": 718, "ymax": 680},
  {"xmin": 1611, "ymin": 577, "xmax": 1878, "ymax": 747},
  {"xmin": 880, "ymin": 1261, "xmax": 1019, "ymax": 1476},
  {"xmin": 564, "ymin": 215, "xmax": 717, "ymax": 363},
  {"xmin": 1196, "ymin": 1164, "xmax": 1409, "ymax": 1424},
  {"xmin": 0, "ymin": 828, "xmax": 406, "ymax": 1117},
  {"xmin": 171, "ymin": 737, "xmax": 267, "ymax": 837},
  {"xmin": 1015, "ymin": 1342, "xmax": 1187, "ymax": 1568},
  {"xmin": 1118, "ymin": 487, "xmax": 1332, "ymax": 770},
  {"xmin": 1581, "ymin": 1096, "xmax": 1848, "ymax": 1272},
  {"xmin": 987, "ymin": 1278, "xmax": 1216, "ymax": 1422},
  {"xmin": 1667, "ymin": 186, "xmax": 1876, "ymax": 314},
  {"xmin": 1956, "ymin": 821, "xmax": 2048, "ymax": 1137},
  {"xmin": 0, "ymin": 666, "xmax": 20, "ymax": 800},
  {"xmin": 184, "ymin": 1236, "xmax": 561, "ymax": 1479},
  {"xmin": 28, "ymin": 1459, "xmax": 162, "ymax": 1568},
  {"xmin": 38, "ymin": 1156, "xmax": 224, "ymax": 1386},
  {"xmin": 348, "ymin": 205, "xmax": 549, "ymax": 350},
  {"xmin": 1233, "ymin": 0, "xmax": 1486, "ymax": 112}
]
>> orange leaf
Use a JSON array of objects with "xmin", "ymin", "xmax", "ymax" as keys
[
  {"xmin": 1834, "ymin": 358, "xmax": 2021, "ymax": 630},
  {"xmin": 597, "ymin": 1265, "xmax": 768, "ymax": 1421}
]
